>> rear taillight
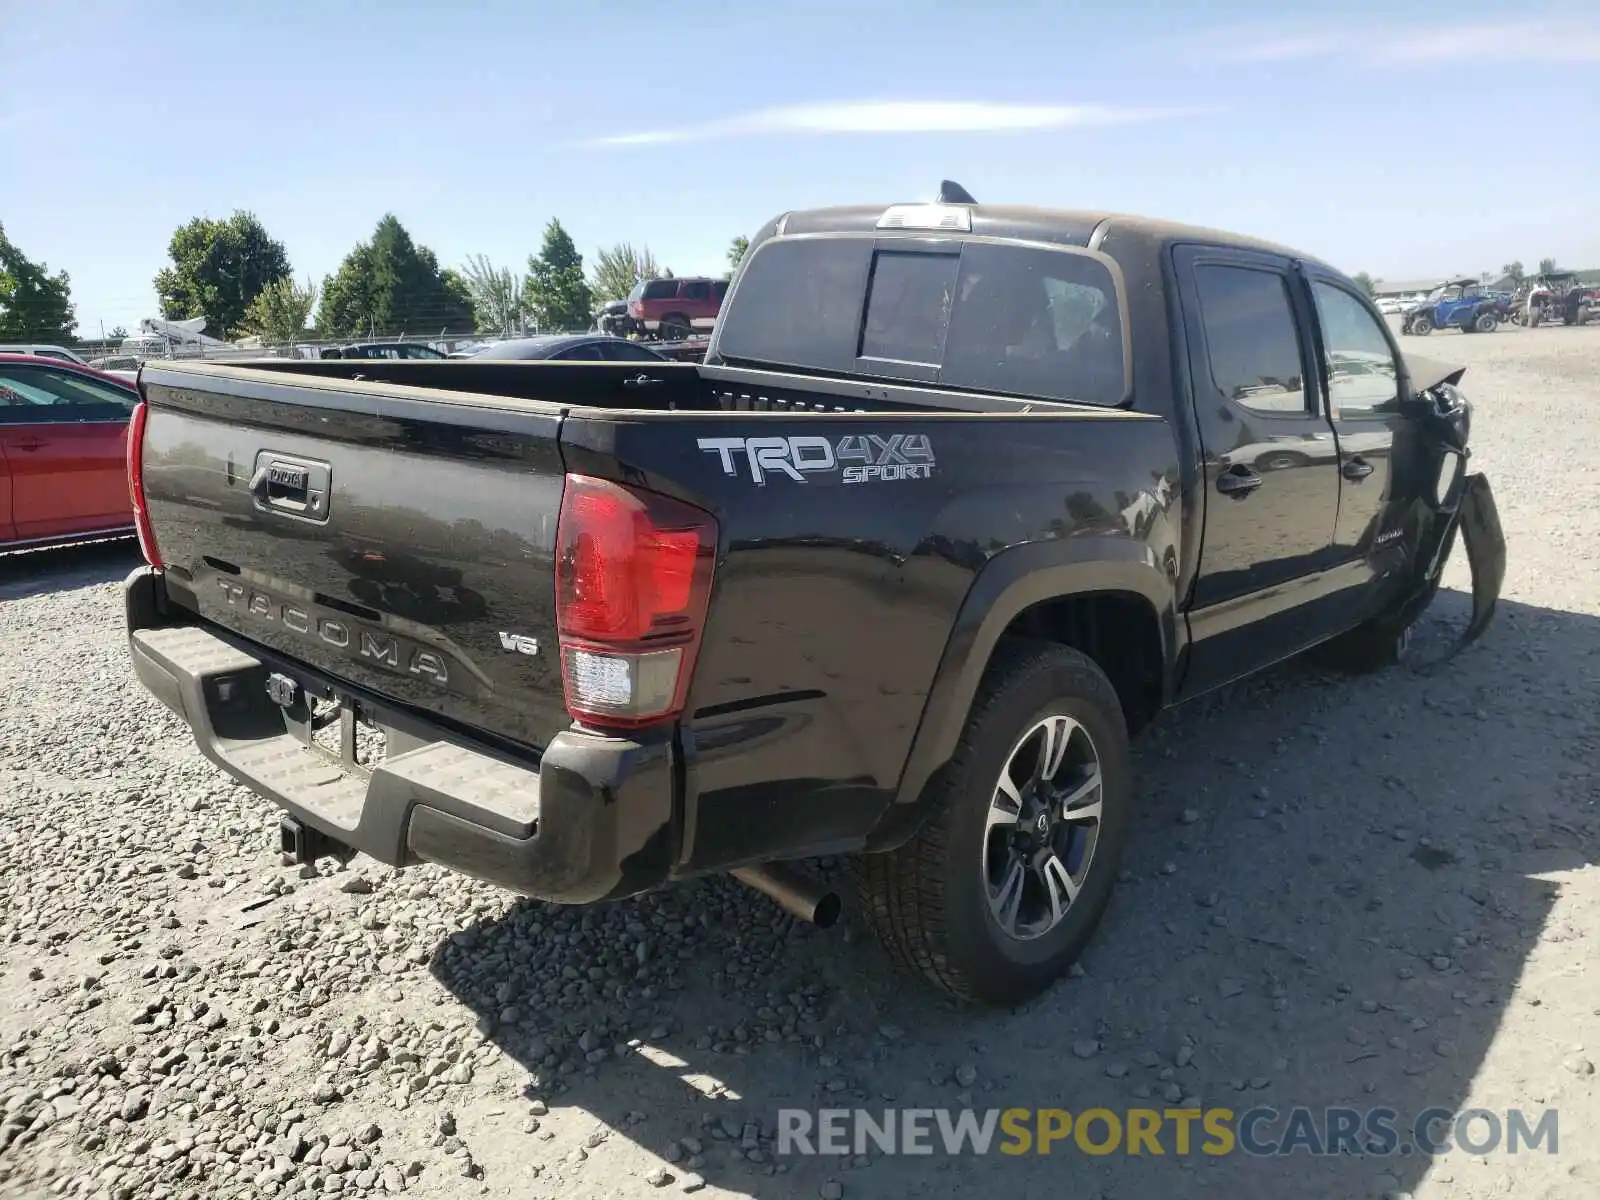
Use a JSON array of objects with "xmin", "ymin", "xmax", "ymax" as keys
[
  {"xmin": 126, "ymin": 401, "xmax": 163, "ymax": 568},
  {"xmin": 554, "ymin": 474, "xmax": 717, "ymax": 730}
]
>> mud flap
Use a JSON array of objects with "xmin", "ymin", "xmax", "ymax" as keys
[{"xmin": 1403, "ymin": 472, "xmax": 1505, "ymax": 672}]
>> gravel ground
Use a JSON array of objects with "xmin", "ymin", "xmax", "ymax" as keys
[{"xmin": 2, "ymin": 325, "xmax": 1597, "ymax": 1200}]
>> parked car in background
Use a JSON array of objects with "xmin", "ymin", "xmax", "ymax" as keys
[
  {"xmin": 468, "ymin": 334, "xmax": 670, "ymax": 362},
  {"xmin": 1402, "ymin": 278, "xmax": 1510, "ymax": 335},
  {"xmin": 0, "ymin": 355, "xmax": 137, "ymax": 551},
  {"xmin": 320, "ymin": 342, "xmax": 447, "ymax": 360},
  {"xmin": 0, "ymin": 344, "xmax": 89, "ymax": 365},
  {"xmin": 1375, "ymin": 297, "xmax": 1405, "ymax": 315},
  {"xmin": 627, "ymin": 276, "xmax": 727, "ymax": 340}
]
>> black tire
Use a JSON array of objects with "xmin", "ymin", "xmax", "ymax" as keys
[
  {"xmin": 853, "ymin": 642, "xmax": 1132, "ymax": 1004},
  {"xmin": 1308, "ymin": 531, "xmax": 1452, "ymax": 674},
  {"xmin": 1473, "ymin": 311, "xmax": 1498, "ymax": 333},
  {"xmin": 659, "ymin": 313, "xmax": 692, "ymax": 341},
  {"xmin": 1306, "ymin": 609, "xmax": 1415, "ymax": 673},
  {"xmin": 1410, "ymin": 315, "xmax": 1433, "ymax": 335}
]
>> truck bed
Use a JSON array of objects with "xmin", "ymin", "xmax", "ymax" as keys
[
  {"xmin": 131, "ymin": 354, "xmax": 1175, "ymax": 898},
  {"xmin": 188, "ymin": 356, "xmax": 1109, "ymax": 416}
]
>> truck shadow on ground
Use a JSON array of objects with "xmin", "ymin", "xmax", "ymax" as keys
[
  {"xmin": 0, "ymin": 538, "xmax": 139, "ymax": 601},
  {"xmin": 434, "ymin": 588, "xmax": 1597, "ymax": 1200}
]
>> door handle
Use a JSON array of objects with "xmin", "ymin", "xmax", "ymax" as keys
[
  {"xmin": 622, "ymin": 374, "xmax": 663, "ymax": 389},
  {"xmin": 12, "ymin": 437, "xmax": 44, "ymax": 452},
  {"xmin": 1342, "ymin": 457, "xmax": 1375, "ymax": 481},
  {"xmin": 1216, "ymin": 467, "xmax": 1263, "ymax": 498}
]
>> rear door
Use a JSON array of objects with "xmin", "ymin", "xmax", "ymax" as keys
[
  {"xmin": 1172, "ymin": 245, "xmax": 1343, "ymax": 693},
  {"xmin": 0, "ymin": 364, "xmax": 134, "ymax": 540}
]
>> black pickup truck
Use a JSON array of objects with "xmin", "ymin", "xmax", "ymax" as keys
[{"xmin": 124, "ymin": 183, "xmax": 1505, "ymax": 1004}]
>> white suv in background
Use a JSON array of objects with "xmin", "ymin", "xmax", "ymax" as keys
[{"xmin": 0, "ymin": 344, "xmax": 88, "ymax": 365}]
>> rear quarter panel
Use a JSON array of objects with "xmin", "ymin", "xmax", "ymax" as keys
[{"xmin": 559, "ymin": 407, "xmax": 1181, "ymax": 871}]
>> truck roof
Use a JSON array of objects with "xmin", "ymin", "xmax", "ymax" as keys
[{"xmin": 767, "ymin": 202, "xmax": 1315, "ymax": 267}]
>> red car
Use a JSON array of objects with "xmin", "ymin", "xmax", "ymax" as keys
[
  {"xmin": 0, "ymin": 354, "xmax": 138, "ymax": 551},
  {"xmin": 627, "ymin": 276, "xmax": 727, "ymax": 340}
]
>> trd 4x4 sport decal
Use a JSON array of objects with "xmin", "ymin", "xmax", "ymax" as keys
[{"xmin": 697, "ymin": 434, "xmax": 935, "ymax": 486}]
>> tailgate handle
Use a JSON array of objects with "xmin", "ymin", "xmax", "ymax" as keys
[
  {"xmin": 248, "ymin": 452, "xmax": 332, "ymax": 522},
  {"xmin": 622, "ymin": 374, "xmax": 664, "ymax": 389}
]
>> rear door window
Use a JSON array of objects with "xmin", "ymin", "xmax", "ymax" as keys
[
  {"xmin": 716, "ymin": 236, "xmax": 1126, "ymax": 405},
  {"xmin": 642, "ymin": 280, "xmax": 678, "ymax": 301},
  {"xmin": 681, "ymin": 281, "xmax": 711, "ymax": 301},
  {"xmin": 1191, "ymin": 265, "xmax": 1309, "ymax": 415}
]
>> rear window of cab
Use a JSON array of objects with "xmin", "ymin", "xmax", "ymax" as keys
[{"xmin": 715, "ymin": 235, "xmax": 1129, "ymax": 407}]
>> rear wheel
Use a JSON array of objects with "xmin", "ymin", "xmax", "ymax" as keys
[
  {"xmin": 1474, "ymin": 311, "xmax": 1498, "ymax": 333},
  {"xmin": 854, "ymin": 643, "xmax": 1132, "ymax": 1004},
  {"xmin": 659, "ymin": 313, "xmax": 692, "ymax": 341}
]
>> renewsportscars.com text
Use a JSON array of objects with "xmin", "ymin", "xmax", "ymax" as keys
[{"xmin": 775, "ymin": 1106, "xmax": 1559, "ymax": 1158}]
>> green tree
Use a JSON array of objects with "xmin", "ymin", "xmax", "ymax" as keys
[
  {"xmin": 459, "ymin": 254, "xmax": 524, "ymax": 335},
  {"xmin": 1501, "ymin": 261, "xmax": 1526, "ymax": 287},
  {"xmin": 317, "ymin": 215, "xmax": 476, "ymax": 338},
  {"xmin": 726, "ymin": 235, "xmax": 749, "ymax": 277},
  {"xmin": 153, "ymin": 211, "xmax": 289, "ymax": 339},
  {"xmin": 1538, "ymin": 257, "xmax": 1559, "ymax": 276},
  {"xmin": 1351, "ymin": 271, "xmax": 1376, "ymax": 297},
  {"xmin": 589, "ymin": 242, "xmax": 660, "ymax": 302},
  {"xmin": 523, "ymin": 219, "xmax": 593, "ymax": 331},
  {"xmin": 107, "ymin": 325, "xmax": 129, "ymax": 342},
  {"xmin": 0, "ymin": 223, "xmax": 78, "ymax": 342},
  {"xmin": 243, "ymin": 275, "xmax": 320, "ymax": 343},
  {"xmin": 441, "ymin": 269, "xmax": 476, "ymax": 327}
]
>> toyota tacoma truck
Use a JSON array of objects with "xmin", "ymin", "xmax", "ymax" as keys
[{"xmin": 123, "ymin": 182, "xmax": 1505, "ymax": 1004}]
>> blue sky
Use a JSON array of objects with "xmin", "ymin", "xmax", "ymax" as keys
[{"xmin": 3, "ymin": 0, "xmax": 1598, "ymax": 335}]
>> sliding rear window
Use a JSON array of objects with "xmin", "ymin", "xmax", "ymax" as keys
[{"xmin": 716, "ymin": 235, "xmax": 1128, "ymax": 406}]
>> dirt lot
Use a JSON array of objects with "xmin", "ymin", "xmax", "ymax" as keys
[{"xmin": 2, "ymin": 325, "xmax": 1597, "ymax": 1200}]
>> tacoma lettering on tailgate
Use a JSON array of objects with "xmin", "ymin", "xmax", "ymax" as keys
[{"xmin": 215, "ymin": 579, "xmax": 450, "ymax": 686}]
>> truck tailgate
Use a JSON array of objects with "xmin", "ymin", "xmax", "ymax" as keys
[{"xmin": 138, "ymin": 364, "xmax": 569, "ymax": 752}]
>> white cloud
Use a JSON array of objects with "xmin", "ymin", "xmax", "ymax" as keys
[
  {"xmin": 588, "ymin": 100, "xmax": 1211, "ymax": 148},
  {"xmin": 1196, "ymin": 18, "xmax": 1600, "ymax": 65}
]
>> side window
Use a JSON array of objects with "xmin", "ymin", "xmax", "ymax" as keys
[
  {"xmin": 712, "ymin": 280, "xmax": 729, "ymax": 301},
  {"xmin": 557, "ymin": 342, "xmax": 605, "ymax": 361},
  {"xmin": 1311, "ymin": 282, "xmax": 1399, "ymax": 418},
  {"xmin": 1192, "ymin": 265, "xmax": 1308, "ymax": 415},
  {"xmin": 681, "ymin": 281, "xmax": 711, "ymax": 302},
  {"xmin": 0, "ymin": 367, "xmax": 135, "ymax": 423},
  {"xmin": 603, "ymin": 340, "xmax": 663, "ymax": 362}
]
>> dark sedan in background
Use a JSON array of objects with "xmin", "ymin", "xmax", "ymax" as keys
[
  {"xmin": 467, "ymin": 334, "xmax": 670, "ymax": 362},
  {"xmin": 0, "ymin": 355, "xmax": 138, "ymax": 551}
]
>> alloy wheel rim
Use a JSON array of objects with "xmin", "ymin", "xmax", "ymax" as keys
[{"xmin": 982, "ymin": 714, "xmax": 1104, "ymax": 941}]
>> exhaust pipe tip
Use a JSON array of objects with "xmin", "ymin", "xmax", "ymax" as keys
[{"xmin": 732, "ymin": 864, "xmax": 841, "ymax": 929}]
